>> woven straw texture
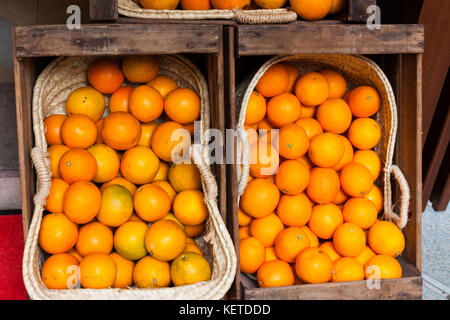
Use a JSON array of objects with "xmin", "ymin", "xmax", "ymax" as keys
[
  {"xmin": 236, "ymin": 54, "xmax": 410, "ymax": 229},
  {"xmin": 118, "ymin": 0, "xmax": 298, "ymax": 24},
  {"xmin": 24, "ymin": 55, "xmax": 237, "ymax": 300}
]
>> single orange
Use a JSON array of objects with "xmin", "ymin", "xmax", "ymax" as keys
[
  {"xmin": 181, "ymin": 0, "xmax": 211, "ymax": 9},
  {"xmin": 249, "ymin": 213, "xmax": 284, "ymax": 248},
  {"xmin": 98, "ymin": 185, "xmax": 134, "ymax": 227},
  {"xmin": 340, "ymin": 162, "xmax": 374, "ymax": 197},
  {"xmin": 152, "ymin": 161, "xmax": 169, "ymax": 181},
  {"xmin": 79, "ymin": 253, "xmax": 117, "ymax": 289},
  {"xmin": 257, "ymin": 117, "xmax": 274, "ymax": 131},
  {"xmin": 308, "ymin": 132, "xmax": 345, "ymax": 168},
  {"xmin": 134, "ymin": 184, "xmax": 171, "ymax": 222},
  {"xmin": 44, "ymin": 114, "xmax": 67, "ymax": 145},
  {"xmin": 109, "ymin": 252, "xmax": 134, "ymax": 289},
  {"xmin": 266, "ymin": 93, "xmax": 302, "ymax": 128},
  {"xmin": 265, "ymin": 247, "xmax": 279, "ymax": 262},
  {"xmin": 355, "ymin": 245, "xmax": 376, "ymax": 266},
  {"xmin": 333, "ymin": 136, "xmax": 354, "ymax": 171},
  {"xmin": 332, "ymin": 257, "xmax": 364, "ymax": 282},
  {"xmin": 101, "ymin": 111, "xmax": 141, "ymax": 150},
  {"xmin": 171, "ymin": 252, "xmax": 212, "ymax": 286},
  {"xmin": 59, "ymin": 149, "xmax": 97, "ymax": 184},
  {"xmin": 238, "ymin": 207, "xmax": 253, "ymax": 227},
  {"xmin": 297, "ymin": 155, "xmax": 314, "ymax": 171},
  {"xmin": 364, "ymin": 185, "xmax": 383, "ymax": 213},
  {"xmin": 48, "ymin": 144, "xmax": 70, "ymax": 179},
  {"xmin": 299, "ymin": 226, "xmax": 319, "ymax": 248},
  {"xmin": 162, "ymin": 213, "xmax": 184, "ymax": 230},
  {"xmin": 343, "ymin": 197, "xmax": 378, "ymax": 230},
  {"xmin": 320, "ymin": 69, "xmax": 347, "ymax": 98},
  {"xmin": 245, "ymin": 91, "xmax": 267, "ymax": 125},
  {"xmin": 147, "ymin": 75, "xmax": 178, "ymax": 97},
  {"xmin": 145, "ymin": 220, "xmax": 187, "ymax": 261},
  {"xmin": 120, "ymin": 146, "xmax": 160, "ymax": 185},
  {"xmin": 63, "ymin": 181, "xmax": 101, "ymax": 224},
  {"xmin": 151, "ymin": 121, "xmax": 191, "ymax": 162},
  {"xmin": 295, "ymin": 117, "xmax": 323, "ymax": 140},
  {"xmin": 332, "ymin": 188, "xmax": 349, "ymax": 205},
  {"xmin": 316, "ymin": 98, "xmax": 352, "ymax": 134},
  {"xmin": 164, "ymin": 88, "xmax": 201, "ymax": 124},
  {"xmin": 114, "ymin": 221, "xmax": 148, "ymax": 260},
  {"xmin": 277, "ymin": 193, "xmax": 312, "ymax": 228},
  {"xmin": 249, "ymin": 142, "xmax": 280, "ymax": 178},
  {"xmin": 129, "ymin": 85, "xmax": 164, "ymax": 123},
  {"xmin": 306, "ymin": 168, "xmax": 340, "ymax": 204},
  {"xmin": 364, "ymin": 255, "xmax": 402, "ymax": 280},
  {"xmin": 353, "ymin": 150, "xmax": 381, "ymax": 181},
  {"xmin": 41, "ymin": 253, "xmax": 79, "ymax": 289},
  {"xmin": 333, "ymin": 222, "xmax": 366, "ymax": 257},
  {"xmin": 186, "ymin": 223, "xmax": 206, "ymax": 237},
  {"xmin": 328, "ymin": 0, "xmax": 347, "ymax": 14},
  {"xmin": 95, "ymin": 119, "xmax": 104, "ymax": 144},
  {"xmin": 255, "ymin": 0, "xmax": 287, "ymax": 9},
  {"xmin": 255, "ymin": 64, "xmax": 290, "ymax": 98},
  {"xmin": 239, "ymin": 227, "xmax": 251, "ymax": 240},
  {"xmin": 88, "ymin": 58, "xmax": 124, "ymax": 94},
  {"xmin": 68, "ymin": 246, "xmax": 83, "ymax": 262},
  {"xmin": 257, "ymin": 259, "xmax": 294, "ymax": 288},
  {"xmin": 348, "ymin": 86, "xmax": 381, "ymax": 118},
  {"xmin": 295, "ymin": 72, "xmax": 330, "ymax": 106},
  {"xmin": 240, "ymin": 237, "xmax": 266, "ymax": 274},
  {"xmin": 348, "ymin": 118, "xmax": 381, "ymax": 150},
  {"xmin": 109, "ymin": 86, "xmax": 133, "ymax": 113},
  {"xmin": 240, "ymin": 178, "xmax": 280, "ymax": 219},
  {"xmin": 87, "ymin": 143, "xmax": 120, "ymax": 183},
  {"xmin": 295, "ymin": 247, "xmax": 333, "ymax": 284},
  {"xmin": 368, "ymin": 220, "xmax": 405, "ymax": 257},
  {"xmin": 101, "ymin": 176, "xmax": 137, "ymax": 196},
  {"xmin": 137, "ymin": 121, "xmax": 159, "ymax": 147},
  {"xmin": 278, "ymin": 123, "xmax": 310, "ymax": 159},
  {"xmin": 283, "ymin": 63, "xmax": 301, "ymax": 93},
  {"xmin": 66, "ymin": 86, "xmax": 106, "ymax": 122},
  {"xmin": 274, "ymin": 227, "xmax": 310, "ymax": 263},
  {"xmin": 308, "ymin": 203, "xmax": 343, "ymax": 239},
  {"xmin": 38, "ymin": 212, "xmax": 78, "ymax": 254},
  {"xmin": 45, "ymin": 178, "xmax": 69, "ymax": 213},
  {"xmin": 300, "ymin": 105, "xmax": 316, "ymax": 118},
  {"xmin": 168, "ymin": 163, "xmax": 202, "ymax": 192},
  {"xmin": 275, "ymin": 159, "xmax": 310, "ymax": 195},
  {"xmin": 122, "ymin": 55, "xmax": 159, "ymax": 83},
  {"xmin": 173, "ymin": 190, "xmax": 208, "ymax": 226},
  {"xmin": 133, "ymin": 255, "xmax": 171, "ymax": 288},
  {"xmin": 184, "ymin": 243, "xmax": 203, "ymax": 256},
  {"xmin": 151, "ymin": 180, "xmax": 177, "ymax": 204},
  {"xmin": 75, "ymin": 222, "xmax": 113, "ymax": 256},
  {"xmin": 318, "ymin": 241, "xmax": 341, "ymax": 262},
  {"xmin": 61, "ymin": 114, "xmax": 97, "ymax": 149}
]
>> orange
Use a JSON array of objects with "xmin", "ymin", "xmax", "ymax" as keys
[
  {"xmin": 290, "ymin": 0, "xmax": 333, "ymax": 20},
  {"xmin": 238, "ymin": 207, "xmax": 252, "ymax": 227},
  {"xmin": 348, "ymin": 118, "xmax": 381, "ymax": 150},
  {"xmin": 66, "ymin": 86, "xmax": 106, "ymax": 122},
  {"xmin": 45, "ymin": 178, "xmax": 69, "ymax": 213},
  {"xmin": 255, "ymin": 0, "xmax": 287, "ymax": 9},
  {"xmin": 63, "ymin": 181, "xmax": 101, "ymax": 224},
  {"xmin": 258, "ymin": 129, "xmax": 276, "ymax": 149},
  {"xmin": 348, "ymin": 86, "xmax": 381, "ymax": 118},
  {"xmin": 343, "ymin": 89, "xmax": 352, "ymax": 102},
  {"xmin": 333, "ymin": 222, "xmax": 366, "ymax": 257},
  {"xmin": 255, "ymin": 64, "xmax": 290, "ymax": 98},
  {"xmin": 122, "ymin": 55, "xmax": 159, "ymax": 83},
  {"xmin": 185, "ymin": 223, "xmax": 205, "ymax": 237},
  {"xmin": 318, "ymin": 241, "xmax": 341, "ymax": 262},
  {"xmin": 101, "ymin": 176, "xmax": 137, "ymax": 197},
  {"xmin": 153, "ymin": 161, "xmax": 169, "ymax": 181},
  {"xmin": 184, "ymin": 243, "xmax": 203, "ymax": 256},
  {"xmin": 98, "ymin": 185, "xmax": 134, "ymax": 227},
  {"xmin": 278, "ymin": 124, "xmax": 309, "ymax": 159},
  {"xmin": 109, "ymin": 86, "xmax": 133, "ymax": 113},
  {"xmin": 245, "ymin": 91, "xmax": 267, "ymax": 125},
  {"xmin": 297, "ymin": 155, "xmax": 314, "ymax": 171},
  {"xmin": 246, "ymin": 127, "xmax": 259, "ymax": 148},
  {"xmin": 274, "ymin": 227, "xmax": 310, "ymax": 263},
  {"xmin": 101, "ymin": 111, "xmax": 141, "ymax": 150},
  {"xmin": 145, "ymin": 220, "xmax": 186, "ymax": 261},
  {"xmin": 257, "ymin": 117, "xmax": 274, "ymax": 131},
  {"xmin": 76, "ymin": 222, "xmax": 113, "ymax": 256},
  {"xmin": 48, "ymin": 144, "xmax": 70, "ymax": 179},
  {"xmin": 61, "ymin": 114, "xmax": 97, "ymax": 149},
  {"xmin": 257, "ymin": 259, "xmax": 294, "ymax": 288},
  {"xmin": 275, "ymin": 159, "xmax": 310, "ymax": 195},
  {"xmin": 299, "ymin": 226, "xmax": 319, "ymax": 248},
  {"xmin": 353, "ymin": 150, "xmax": 381, "ymax": 181},
  {"xmin": 239, "ymin": 226, "xmax": 251, "ymax": 240},
  {"xmin": 295, "ymin": 118, "xmax": 323, "ymax": 140},
  {"xmin": 320, "ymin": 69, "xmax": 347, "ymax": 98},
  {"xmin": 137, "ymin": 121, "xmax": 159, "ymax": 147},
  {"xmin": 114, "ymin": 221, "xmax": 149, "ymax": 260},
  {"xmin": 316, "ymin": 98, "xmax": 352, "ymax": 134},
  {"xmin": 41, "ymin": 253, "xmax": 80, "ymax": 289},
  {"xmin": 368, "ymin": 220, "xmax": 405, "ymax": 257},
  {"xmin": 68, "ymin": 248, "xmax": 84, "ymax": 262},
  {"xmin": 306, "ymin": 168, "xmax": 340, "ymax": 204},
  {"xmin": 147, "ymin": 75, "xmax": 178, "ymax": 97},
  {"xmin": 151, "ymin": 121, "xmax": 191, "ymax": 162},
  {"xmin": 133, "ymin": 256, "xmax": 171, "ymax": 288},
  {"xmin": 171, "ymin": 252, "xmax": 212, "ymax": 286},
  {"xmin": 164, "ymin": 88, "xmax": 201, "ymax": 124},
  {"xmin": 300, "ymin": 105, "xmax": 316, "ymax": 118},
  {"xmin": 151, "ymin": 180, "xmax": 176, "ymax": 204},
  {"xmin": 364, "ymin": 185, "xmax": 383, "ymax": 213},
  {"xmin": 129, "ymin": 85, "xmax": 164, "ymax": 123},
  {"xmin": 249, "ymin": 142, "xmax": 280, "ymax": 178},
  {"xmin": 340, "ymin": 162, "xmax": 374, "ymax": 197},
  {"xmin": 277, "ymin": 193, "xmax": 312, "ymax": 227},
  {"xmin": 308, "ymin": 132, "xmax": 345, "ymax": 168},
  {"xmin": 87, "ymin": 144, "xmax": 120, "ymax": 183},
  {"xmin": 308, "ymin": 203, "xmax": 343, "ymax": 239},
  {"xmin": 139, "ymin": 0, "xmax": 180, "ymax": 9},
  {"xmin": 343, "ymin": 197, "xmax": 378, "ymax": 229},
  {"xmin": 44, "ymin": 114, "xmax": 67, "ymax": 145},
  {"xmin": 355, "ymin": 245, "xmax": 376, "ymax": 266},
  {"xmin": 333, "ymin": 136, "xmax": 354, "ymax": 171},
  {"xmin": 266, "ymin": 93, "xmax": 302, "ymax": 128},
  {"xmin": 332, "ymin": 188, "xmax": 349, "ymax": 205},
  {"xmin": 328, "ymin": 0, "xmax": 347, "ymax": 14},
  {"xmin": 120, "ymin": 146, "xmax": 160, "ymax": 185},
  {"xmin": 249, "ymin": 213, "xmax": 284, "ymax": 248},
  {"xmin": 88, "ymin": 58, "xmax": 124, "ymax": 94},
  {"xmin": 59, "ymin": 149, "xmax": 97, "ymax": 184},
  {"xmin": 173, "ymin": 190, "xmax": 208, "ymax": 225},
  {"xmin": 39, "ymin": 212, "xmax": 78, "ymax": 254},
  {"xmin": 332, "ymin": 257, "xmax": 364, "ymax": 282},
  {"xmin": 162, "ymin": 213, "xmax": 184, "ymax": 230},
  {"xmin": 364, "ymin": 255, "xmax": 402, "ymax": 280},
  {"xmin": 239, "ymin": 237, "xmax": 266, "ymax": 274},
  {"xmin": 282, "ymin": 63, "xmax": 300, "ymax": 93},
  {"xmin": 240, "ymin": 178, "xmax": 280, "ymax": 218},
  {"xmin": 110, "ymin": 252, "xmax": 134, "ymax": 288},
  {"xmin": 211, "ymin": 0, "xmax": 251, "ymax": 10},
  {"xmin": 79, "ymin": 253, "xmax": 117, "ymax": 289},
  {"xmin": 265, "ymin": 247, "xmax": 278, "ymax": 262},
  {"xmin": 95, "ymin": 119, "xmax": 104, "ymax": 144},
  {"xmin": 295, "ymin": 247, "xmax": 333, "ymax": 283},
  {"xmin": 134, "ymin": 184, "xmax": 171, "ymax": 222},
  {"xmin": 295, "ymin": 72, "xmax": 330, "ymax": 106}
]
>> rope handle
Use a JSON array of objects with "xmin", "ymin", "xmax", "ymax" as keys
[
  {"xmin": 232, "ymin": 8, "xmax": 298, "ymax": 24},
  {"xmin": 236, "ymin": 127, "xmax": 250, "ymax": 197},
  {"xmin": 384, "ymin": 164, "xmax": 410, "ymax": 229},
  {"xmin": 31, "ymin": 147, "xmax": 52, "ymax": 208}
]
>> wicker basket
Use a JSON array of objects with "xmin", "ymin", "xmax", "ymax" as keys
[
  {"xmin": 23, "ymin": 55, "xmax": 237, "ymax": 300},
  {"xmin": 236, "ymin": 54, "xmax": 410, "ymax": 230},
  {"xmin": 118, "ymin": 0, "xmax": 298, "ymax": 24}
]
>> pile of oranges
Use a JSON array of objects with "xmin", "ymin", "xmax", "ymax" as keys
[
  {"xmin": 239, "ymin": 62, "xmax": 406, "ymax": 287},
  {"xmin": 135, "ymin": 0, "xmax": 347, "ymax": 21},
  {"xmin": 40, "ymin": 55, "xmax": 212, "ymax": 290}
]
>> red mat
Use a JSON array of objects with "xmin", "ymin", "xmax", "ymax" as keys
[{"xmin": 0, "ymin": 214, "xmax": 27, "ymax": 300}]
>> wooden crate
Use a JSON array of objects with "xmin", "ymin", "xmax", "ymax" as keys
[
  {"xmin": 225, "ymin": 23, "xmax": 424, "ymax": 300},
  {"xmin": 89, "ymin": 0, "xmax": 376, "ymax": 23},
  {"xmin": 12, "ymin": 23, "xmax": 227, "ymax": 241}
]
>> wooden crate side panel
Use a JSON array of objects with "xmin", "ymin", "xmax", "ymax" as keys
[
  {"xmin": 90, "ymin": 0, "xmax": 118, "ymax": 21},
  {"xmin": 348, "ymin": 0, "xmax": 377, "ymax": 22}
]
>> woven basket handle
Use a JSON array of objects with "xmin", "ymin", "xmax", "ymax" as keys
[
  {"xmin": 384, "ymin": 164, "xmax": 410, "ymax": 229},
  {"xmin": 190, "ymin": 144, "xmax": 218, "ymax": 204},
  {"xmin": 236, "ymin": 126, "xmax": 250, "ymax": 197},
  {"xmin": 232, "ymin": 8, "xmax": 298, "ymax": 24},
  {"xmin": 31, "ymin": 146, "xmax": 52, "ymax": 208}
]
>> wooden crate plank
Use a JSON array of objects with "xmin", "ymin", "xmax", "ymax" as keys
[
  {"xmin": 90, "ymin": 0, "xmax": 118, "ymax": 22},
  {"xmin": 348, "ymin": 0, "xmax": 376, "ymax": 22},
  {"xmin": 237, "ymin": 24, "xmax": 424, "ymax": 55},
  {"xmin": 14, "ymin": 24, "xmax": 220, "ymax": 58}
]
